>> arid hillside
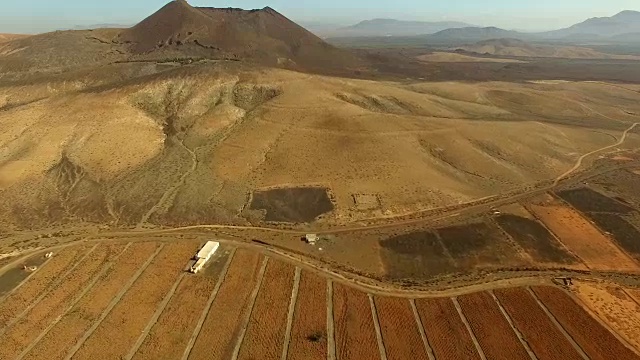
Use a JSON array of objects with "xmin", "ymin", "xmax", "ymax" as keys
[
  {"xmin": 0, "ymin": 34, "xmax": 29, "ymax": 43},
  {"xmin": 1, "ymin": 62, "xmax": 639, "ymax": 231},
  {"xmin": 455, "ymin": 38, "xmax": 640, "ymax": 60}
]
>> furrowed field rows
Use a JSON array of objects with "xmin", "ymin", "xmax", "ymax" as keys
[
  {"xmin": 72, "ymin": 242, "xmax": 198, "ymax": 359},
  {"xmin": 188, "ymin": 249, "xmax": 263, "ymax": 360},
  {"xmin": 458, "ymin": 291, "xmax": 530, "ymax": 360},
  {"xmin": 529, "ymin": 204, "xmax": 639, "ymax": 271},
  {"xmin": 237, "ymin": 260, "xmax": 296, "ymax": 360},
  {"xmin": 287, "ymin": 271, "xmax": 327, "ymax": 360},
  {"xmin": 494, "ymin": 287, "xmax": 583, "ymax": 360},
  {"xmin": 333, "ymin": 283, "xmax": 380, "ymax": 360},
  {"xmin": 415, "ymin": 297, "xmax": 480, "ymax": 360},
  {"xmin": 375, "ymin": 296, "xmax": 429, "ymax": 360},
  {"xmin": 22, "ymin": 242, "xmax": 158, "ymax": 360},
  {"xmin": 0, "ymin": 246, "xmax": 86, "ymax": 327},
  {"xmin": 0, "ymin": 244, "xmax": 117, "ymax": 359},
  {"xmin": 132, "ymin": 248, "xmax": 233, "ymax": 360},
  {"xmin": 532, "ymin": 286, "xmax": 640, "ymax": 360}
]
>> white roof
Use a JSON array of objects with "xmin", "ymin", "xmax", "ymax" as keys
[{"xmin": 196, "ymin": 241, "xmax": 219, "ymax": 259}]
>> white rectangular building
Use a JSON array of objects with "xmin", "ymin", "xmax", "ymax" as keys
[{"xmin": 190, "ymin": 241, "xmax": 220, "ymax": 273}]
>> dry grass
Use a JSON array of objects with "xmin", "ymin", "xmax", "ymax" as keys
[{"xmin": 0, "ymin": 65, "xmax": 639, "ymax": 229}]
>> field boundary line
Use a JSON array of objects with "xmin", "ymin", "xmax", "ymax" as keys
[
  {"xmin": 125, "ymin": 271, "xmax": 187, "ymax": 360},
  {"xmin": 369, "ymin": 295, "xmax": 388, "ymax": 360},
  {"xmin": 181, "ymin": 247, "xmax": 236, "ymax": 360},
  {"xmin": 0, "ymin": 256, "xmax": 52, "ymax": 305},
  {"xmin": 63, "ymin": 243, "xmax": 165, "ymax": 360},
  {"xmin": 569, "ymin": 286, "xmax": 640, "ymax": 357},
  {"xmin": 489, "ymin": 290, "xmax": 538, "ymax": 360},
  {"xmin": 410, "ymin": 299, "xmax": 436, "ymax": 360},
  {"xmin": 16, "ymin": 243, "xmax": 132, "ymax": 360},
  {"xmin": 327, "ymin": 280, "xmax": 336, "ymax": 360},
  {"xmin": 527, "ymin": 287, "xmax": 589, "ymax": 360},
  {"xmin": 452, "ymin": 297, "xmax": 487, "ymax": 360},
  {"xmin": 281, "ymin": 267, "xmax": 301, "ymax": 360},
  {"xmin": 230, "ymin": 256, "xmax": 269, "ymax": 360},
  {"xmin": 0, "ymin": 243, "xmax": 100, "ymax": 334}
]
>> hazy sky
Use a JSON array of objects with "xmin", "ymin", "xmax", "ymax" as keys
[{"xmin": 2, "ymin": 0, "xmax": 639, "ymax": 33}]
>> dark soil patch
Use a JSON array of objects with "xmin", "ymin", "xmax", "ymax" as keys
[
  {"xmin": 436, "ymin": 221, "xmax": 522, "ymax": 269},
  {"xmin": 584, "ymin": 213, "xmax": 640, "ymax": 258},
  {"xmin": 591, "ymin": 169, "xmax": 640, "ymax": 208},
  {"xmin": 556, "ymin": 188, "xmax": 635, "ymax": 214},
  {"xmin": 379, "ymin": 231, "xmax": 456, "ymax": 279},
  {"xmin": 0, "ymin": 253, "xmax": 48, "ymax": 296},
  {"xmin": 249, "ymin": 187, "xmax": 334, "ymax": 223},
  {"xmin": 495, "ymin": 214, "xmax": 577, "ymax": 264}
]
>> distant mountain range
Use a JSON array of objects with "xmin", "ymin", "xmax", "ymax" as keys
[
  {"xmin": 327, "ymin": 10, "xmax": 640, "ymax": 43},
  {"xmin": 335, "ymin": 19, "xmax": 474, "ymax": 37}
]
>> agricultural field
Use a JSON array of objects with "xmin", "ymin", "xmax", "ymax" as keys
[
  {"xmin": 572, "ymin": 282, "xmax": 640, "ymax": 352},
  {"xmin": 414, "ymin": 297, "xmax": 481, "ymax": 360},
  {"xmin": 457, "ymin": 291, "xmax": 530, "ymax": 360},
  {"xmin": 0, "ymin": 242, "xmax": 637, "ymax": 360},
  {"xmin": 237, "ymin": 260, "xmax": 296, "ymax": 360},
  {"xmin": 529, "ymin": 202, "xmax": 639, "ymax": 271},
  {"xmin": 374, "ymin": 296, "xmax": 430, "ymax": 360},
  {"xmin": 287, "ymin": 271, "xmax": 327, "ymax": 360},
  {"xmin": 533, "ymin": 286, "xmax": 640, "ymax": 360},
  {"xmin": 333, "ymin": 283, "xmax": 381, "ymax": 360},
  {"xmin": 494, "ymin": 214, "xmax": 580, "ymax": 266},
  {"xmin": 494, "ymin": 287, "xmax": 584, "ymax": 360}
]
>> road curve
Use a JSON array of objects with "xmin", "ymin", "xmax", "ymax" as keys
[{"xmin": 554, "ymin": 122, "xmax": 640, "ymax": 186}]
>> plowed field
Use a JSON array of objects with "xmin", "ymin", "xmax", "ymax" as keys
[
  {"xmin": 74, "ymin": 242, "xmax": 197, "ymax": 359},
  {"xmin": 0, "ymin": 246, "xmax": 83, "ymax": 326},
  {"xmin": 238, "ymin": 261, "xmax": 295, "ymax": 360},
  {"xmin": 533, "ymin": 286, "xmax": 640, "ymax": 360},
  {"xmin": 23, "ymin": 242, "xmax": 158, "ymax": 360},
  {"xmin": 415, "ymin": 297, "xmax": 480, "ymax": 360},
  {"xmin": 573, "ymin": 282, "xmax": 640, "ymax": 352},
  {"xmin": 188, "ymin": 249, "xmax": 263, "ymax": 360},
  {"xmin": 375, "ymin": 297, "xmax": 429, "ymax": 360},
  {"xmin": 287, "ymin": 271, "xmax": 327, "ymax": 360},
  {"xmin": 0, "ymin": 244, "xmax": 113, "ymax": 359},
  {"xmin": 333, "ymin": 283, "xmax": 380, "ymax": 360},
  {"xmin": 458, "ymin": 291, "xmax": 529, "ymax": 360},
  {"xmin": 132, "ymin": 272, "xmax": 219, "ymax": 359},
  {"xmin": 494, "ymin": 287, "xmax": 583, "ymax": 360},
  {"xmin": 529, "ymin": 204, "xmax": 639, "ymax": 271}
]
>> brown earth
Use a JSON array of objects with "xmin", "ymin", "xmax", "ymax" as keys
[
  {"xmin": 0, "ymin": 244, "xmax": 115, "ymax": 359},
  {"xmin": 238, "ymin": 260, "xmax": 295, "ymax": 360},
  {"xmin": 573, "ymin": 282, "xmax": 640, "ymax": 352},
  {"xmin": 494, "ymin": 287, "xmax": 583, "ymax": 360},
  {"xmin": 74, "ymin": 242, "xmax": 198, "ymax": 359},
  {"xmin": 0, "ymin": 246, "xmax": 83, "ymax": 326},
  {"xmin": 374, "ymin": 297, "xmax": 429, "ymax": 360},
  {"xmin": 23, "ymin": 242, "xmax": 159, "ymax": 360},
  {"xmin": 529, "ymin": 204, "xmax": 639, "ymax": 271},
  {"xmin": 417, "ymin": 52, "xmax": 526, "ymax": 63},
  {"xmin": 287, "ymin": 271, "xmax": 327, "ymax": 360},
  {"xmin": 415, "ymin": 297, "xmax": 480, "ymax": 360},
  {"xmin": 457, "ymin": 291, "xmax": 530, "ymax": 360},
  {"xmin": 333, "ymin": 283, "xmax": 380, "ymax": 360},
  {"xmin": 0, "ymin": 62, "xmax": 636, "ymax": 231},
  {"xmin": 131, "ymin": 269, "xmax": 220, "ymax": 360},
  {"xmin": 532, "ymin": 286, "xmax": 640, "ymax": 360},
  {"xmin": 189, "ymin": 249, "xmax": 263, "ymax": 360},
  {"xmin": 116, "ymin": 0, "xmax": 363, "ymax": 73}
]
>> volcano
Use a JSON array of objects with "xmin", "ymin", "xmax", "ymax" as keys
[{"xmin": 117, "ymin": 0, "xmax": 363, "ymax": 72}]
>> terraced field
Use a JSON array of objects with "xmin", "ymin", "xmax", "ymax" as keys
[{"xmin": 0, "ymin": 241, "xmax": 637, "ymax": 360}]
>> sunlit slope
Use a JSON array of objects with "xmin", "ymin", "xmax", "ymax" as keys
[{"xmin": 0, "ymin": 67, "xmax": 639, "ymax": 230}]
